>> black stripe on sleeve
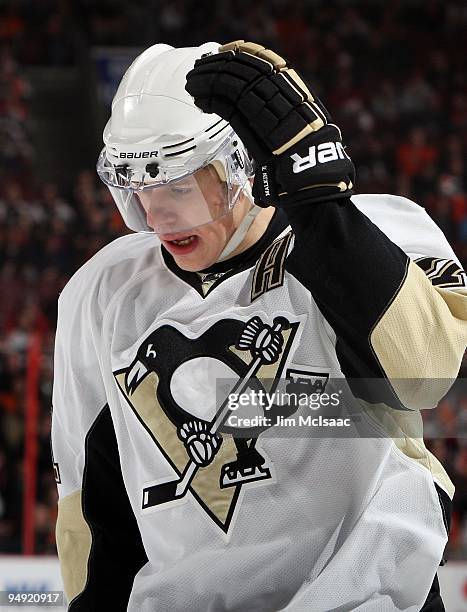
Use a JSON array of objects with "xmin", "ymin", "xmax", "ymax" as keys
[
  {"xmin": 69, "ymin": 405, "xmax": 148, "ymax": 611},
  {"xmin": 285, "ymin": 198, "xmax": 409, "ymax": 407}
]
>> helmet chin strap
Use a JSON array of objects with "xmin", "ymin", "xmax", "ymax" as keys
[{"xmin": 217, "ymin": 185, "xmax": 262, "ymax": 262}]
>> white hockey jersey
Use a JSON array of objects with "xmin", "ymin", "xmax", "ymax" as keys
[{"xmin": 52, "ymin": 194, "xmax": 467, "ymax": 611}]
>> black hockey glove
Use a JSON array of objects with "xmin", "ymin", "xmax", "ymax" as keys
[{"xmin": 185, "ymin": 40, "xmax": 355, "ymax": 208}]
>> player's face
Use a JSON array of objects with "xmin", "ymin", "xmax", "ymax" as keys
[{"xmin": 139, "ymin": 166, "xmax": 248, "ymax": 271}]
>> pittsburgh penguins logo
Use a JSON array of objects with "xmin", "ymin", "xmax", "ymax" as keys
[{"xmin": 114, "ymin": 315, "xmax": 299, "ymax": 533}]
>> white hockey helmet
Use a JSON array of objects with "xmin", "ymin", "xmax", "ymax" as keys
[{"xmin": 97, "ymin": 42, "xmax": 255, "ymax": 235}]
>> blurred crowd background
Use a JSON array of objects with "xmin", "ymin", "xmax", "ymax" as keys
[{"xmin": 0, "ymin": 0, "xmax": 466, "ymax": 558}]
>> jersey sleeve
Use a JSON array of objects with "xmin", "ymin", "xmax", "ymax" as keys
[
  {"xmin": 285, "ymin": 194, "xmax": 467, "ymax": 410},
  {"xmin": 51, "ymin": 265, "xmax": 147, "ymax": 609},
  {"xmin": 351, "ymin": 193, "xmax": 465, "ymax": 269}
]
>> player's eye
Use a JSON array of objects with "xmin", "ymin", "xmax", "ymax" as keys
[{"xmin": 169, "ymin": 185, "xmax": 193, "ymax": 198}]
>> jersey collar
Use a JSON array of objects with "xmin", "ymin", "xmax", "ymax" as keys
[{"xmin": 161, "ymin": 208, "xmax": 289, "ymax": 296}]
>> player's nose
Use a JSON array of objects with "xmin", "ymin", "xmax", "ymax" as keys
[{"xmin": 146, "ymin": 205, "xmax": 179, "ymax": 231}]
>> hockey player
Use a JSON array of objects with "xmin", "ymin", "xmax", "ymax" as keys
[{"xmin": 52, "ymin": 40, "xmax": 467, "ymax": 611}]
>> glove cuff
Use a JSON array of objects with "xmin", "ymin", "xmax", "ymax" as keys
[
  {"xmin": 252, "ymin": 125, "xmax": 355, "ymax": 207},
  {"xmin": 279, "ymin": 186, "xmax": 354, "ymax": 209}
]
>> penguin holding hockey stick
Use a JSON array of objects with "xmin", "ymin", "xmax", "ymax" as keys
[{"xmin": 134, "ymin": 316, "xmax": 289, "ymax": 508}]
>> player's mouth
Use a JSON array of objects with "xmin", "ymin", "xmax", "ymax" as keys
[{"xmin": 160, "ymin": 233, "xmax": 200, "ymax": 255}]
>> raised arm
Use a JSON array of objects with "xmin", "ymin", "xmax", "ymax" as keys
[{"xmin": 185, "ymin": 40, "xmax": 467, "ymax": 409}]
